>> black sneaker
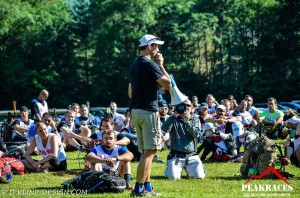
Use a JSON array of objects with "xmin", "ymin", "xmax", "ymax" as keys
[
  {"xmin": 79, "ymin": 145, "xmax": 86, "ymax": 152},
  {"xmin": 153, "ymin": 155, "xmax": 164, "ymax": 164},
  {"xmin": 0, "ymin": 177, "xmax": 9, "ymax": 184},
  {"xmin": 130, "ymin": 191, "xmax": 147, "ymax": 197}
]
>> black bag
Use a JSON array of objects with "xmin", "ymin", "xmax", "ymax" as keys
[{"xmin": 62, "ymin": 170, "xmax": 126, "ymax": 194}]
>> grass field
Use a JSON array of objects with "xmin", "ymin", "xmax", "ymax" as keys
[{"xmin": 1, "ymin": 146, "xmax": 300, "ymax": 198}]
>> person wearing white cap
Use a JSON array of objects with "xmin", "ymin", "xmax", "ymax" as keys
[
  {"xmin": 128, "ymin": 34, "xmax": 171, "ymax": 196},
  {"xmin": 205, "ymin": 105, "xmax": 230, "ymax": 133},
  {"xmin": 231, "ymin": 121, "xmax": 257, "ymax": 152},
  {"xmin": 197, "ymin": 102, "xmax": 213, "ymax": 125},
  {"xmin": 282, "ymin": 114, "xmax": 300, "ymax": 166},
  {"xmin": 197, "ymin": 123, "xmax": 233, "ymax": 161}
]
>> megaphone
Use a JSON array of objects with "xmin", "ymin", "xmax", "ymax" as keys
[{"xmin": 169, "ymin": 74, "xmax": 188, "ymax": 106}]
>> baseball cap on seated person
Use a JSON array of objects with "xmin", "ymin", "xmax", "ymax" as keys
[
  {"xmin": 20, "ymin": 106, "xmax": 28, "ymax": 112},
  {"xmin": 216, "ymin": 105, "xmax": 226, "ymax": 112},
  {"xmin": 202, "ymin": 123, "xmax": 216, "ymax": 132},
  {"xmin": 232, "ymin": 121, "xmax": 244, "ymax": 137},
  {"xmin": 199, "ymin": 102, "xmax": 208, "ymax": 109},
  {"xmin": 139, "ymin": 34, "xmax": 164, "ymax": 47}
]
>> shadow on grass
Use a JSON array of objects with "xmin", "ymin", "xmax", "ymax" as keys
[
  {"xmin": 34, "ymin": 186, "xmax": 62, "ymax": 190},
  {"xmin": 150, "ymin": 175, "xmax": 168, "ymax": 180},
  {"xmin": 49, "ymin": 169, "xmax": 84, "ymax": 178},
  {"xmin": 209, "ymin": 176, "xmax": 247, "ymax": 181}
]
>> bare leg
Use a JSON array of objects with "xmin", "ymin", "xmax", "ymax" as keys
[
  {"xmin": 296, "ymin": 147, "xmax": 300, "ymax": 167},
  {"xmin": 64, "ymin": 134, "xmax": 80, "ymax": 149},
  {"xmin": 136, "ymin": 149, "xmax": 156, "ymax": 183},
  {"xmin": 21, "ymin": 159, "xmax": 36, "ymax": 172},
  {"xmin": 90, "ymin": 163, "xmax": 102, "ymax": 171},
  {"xmin": 118, "ymin": 161, "xmax": 131, "ymax": 178}
]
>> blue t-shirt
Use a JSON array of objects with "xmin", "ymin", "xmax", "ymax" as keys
[
  {"xmin": 75, "ymin": 113, "xmax": 99, "ymax": 127},
  {"xmin": 91, "ymin": 145, "xmax": 128, "ymax": 156}
]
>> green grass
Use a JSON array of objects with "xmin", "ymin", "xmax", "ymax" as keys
[{"xmin": 1, "ymin": 147, "xmax": 300, "ymax": 198}]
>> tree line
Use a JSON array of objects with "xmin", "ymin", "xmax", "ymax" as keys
[{"xmin": 0, "ymin": 0, "xmax": 299, "ymax": 110}]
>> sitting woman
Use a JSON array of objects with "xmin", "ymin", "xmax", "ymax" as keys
[{"xmin": 22, "ymin": 122, "xmax": 67, "ymax": 172}]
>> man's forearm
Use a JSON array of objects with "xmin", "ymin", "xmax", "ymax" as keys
[
  {"xmin": 118, "ymin": 152, "xmax": 134, "ymax": 162},
  {"xmin": 87, "ymin": 154, "xmax": 106, "ymax": 164}
]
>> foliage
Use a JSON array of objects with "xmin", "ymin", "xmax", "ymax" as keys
[{"xmin": 0, "ymin": 0, "xmax": 300, "ymax": 109}]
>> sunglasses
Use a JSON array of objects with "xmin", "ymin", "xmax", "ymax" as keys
[
  {"xmin": 42, "ymin": 93, "xmax": 48, "ymax": 99},
  {"xmin": 147, "ymin": 37, "xmax": 158, "ymax": 44},
  {"xmin": 160, "ymin": 107, "xmax": 168, "ymax": 111},
  {"xmin": 244, "ymin": 99, "xmax": 252, "ymax": 102}
]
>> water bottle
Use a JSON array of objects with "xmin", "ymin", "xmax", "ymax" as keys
[{"xmin": 4, "ymin": 162, "xmax": 12, "ymax": 180}]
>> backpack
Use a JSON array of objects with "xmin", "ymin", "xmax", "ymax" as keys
[
  {"xmin": 0, "ymin": 156, "xmax": 25, "ymax": 175},
  {"xmin": 240, "ymin": 136, "xmax": 283, "ymax": 178},
  {"xmin": 0, "ymin": 115, "xmax": 15, "ymax": 142},
  {"xmin": 62, "ymin": 170, "xmax": 126, "ymax": 194}
]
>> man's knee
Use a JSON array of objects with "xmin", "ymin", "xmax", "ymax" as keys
[
  {"xmin": 90, "ymin": 163, "xmax": 102, "ymax": 171},
  {"xmin": 142, "ymin": 149, "xmax": 157, "ymax": 156},
  {"xmin": 164, "ymin": 159, "xmax": 182, "ymax": 180},
  {"xmin": 164, "ymin": 168, "xmax": 181, "ymax": 180}
]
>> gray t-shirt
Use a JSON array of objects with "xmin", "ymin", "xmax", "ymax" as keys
[{"xmin": 162, "ymin": 115, "xmax": 201, "ymax": 153}]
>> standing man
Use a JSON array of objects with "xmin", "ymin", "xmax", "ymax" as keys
[
  {"xmin": 128, "ymin": 34, "xmax": 171, "ymax": 196},
  {"xmin": 31, "ymin": 89, "xmax": 49, "ymax": 122}
]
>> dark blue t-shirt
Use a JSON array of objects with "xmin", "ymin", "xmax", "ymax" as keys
[{"xmin": 129, "ymin": 56, "xmax": 164, "ymax": 111}]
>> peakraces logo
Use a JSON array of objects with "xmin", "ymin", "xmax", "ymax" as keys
[{"xmin": 242, "ymin": 166, "xmax": 293, "ymax": 197}]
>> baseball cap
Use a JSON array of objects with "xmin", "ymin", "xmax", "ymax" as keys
[
  {"xmin": 284, "ymin": 116, "xmax": 300, "ymax": 125},
  {"xmin": 20, "ymin": 106, "xmax": 28, "ymax": 112},
  {"xmin": 139, "ymin": 34, "xmax": 164, "ymax": 47},
  {"xmin": 160, "ymin": 103, "xmax": 167, "ymax": 108},
  {"xmin": 232, "ymin": 121, "xmax": 244, "ymax": 137},
  {"xmin": 199, "ymin": 102, "xmax": 208, "ymax": 109},
  {"xmin": 202, "ymin": 123, "xmax": 216, "ymax": 132},
  {"xmin": 216, "ymin": 105, "xmax": 226, "ymax": 112},
  {"xmin": 243, "ymin": 132, "xmax": 257, "ymax": 150}
]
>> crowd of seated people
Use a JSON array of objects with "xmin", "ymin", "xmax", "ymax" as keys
[{"xmin": 2, "ymin": 92, "xmax": 299, "ymax": 187}]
